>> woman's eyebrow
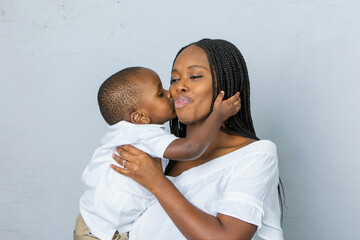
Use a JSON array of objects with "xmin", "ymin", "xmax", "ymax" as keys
[
  {"xmin": 172, "ymin": 65, "xmax": 208, "ymax": 73},
  {"xmin": 188, "ymin": 65, "xmax": 208, "ymax": 70}
]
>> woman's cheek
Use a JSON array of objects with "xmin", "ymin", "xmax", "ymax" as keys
[
  {"xmin": 169, "ymin": 85, "xmax": 176, "ymax": 96},
  {"xmin": 177, "ymin": 107, "xmax": 207, "ymax": 125},
  {"xmin": 174, "ymin": 108, "xmax": 192, "ymax": 124}
]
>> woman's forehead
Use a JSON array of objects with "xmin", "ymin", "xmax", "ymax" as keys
[{"xmin": 174, "ymin": 45, "xmax": 209, "ymax": 68}]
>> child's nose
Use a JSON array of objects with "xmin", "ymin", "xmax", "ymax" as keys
[{"xmin": 165, "ymin": 90, "xmax": 172, "ymax": 99}]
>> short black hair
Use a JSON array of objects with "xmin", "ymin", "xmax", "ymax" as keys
[
  {"xmin": 170, "ymin": 38, "xmax": 259, "ymax": 140},
  {"xmin": 98, "ymin": 67, "xmax": 144, "ymax": 125}
]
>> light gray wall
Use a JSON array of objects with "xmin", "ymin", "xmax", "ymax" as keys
[{"xmin": 1, "ymin": 0, "xmax": 359, "ymax": 239}]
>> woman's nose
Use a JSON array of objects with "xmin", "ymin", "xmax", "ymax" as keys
[
  {"xmin": 177, "ymin": 86, "xmax": 187, "ymax": 93},
  {"xmin": 173, "ymin": 81, "xmax": 189, "ymax": 93}
]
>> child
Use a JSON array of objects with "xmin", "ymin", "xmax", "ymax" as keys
[{"xmin": 74, "ymin": 67, "xmax": 240, "ymax": 240}]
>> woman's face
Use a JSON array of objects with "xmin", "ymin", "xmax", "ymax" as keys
[{"xmin": 170, "ymin": 45, "xmax": 213, "ymax": 126}]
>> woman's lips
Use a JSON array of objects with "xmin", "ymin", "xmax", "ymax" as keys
[{"xmin": 174, "ymin": 96, "xmax": 192, "ymax": 108}]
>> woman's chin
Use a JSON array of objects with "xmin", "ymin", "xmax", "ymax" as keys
[
  {"xmin": 178, "ymin": 116, "xmax": 207, "ymax": 127},
  {"xmin": 177, "ymin": 116, "xmax": 192, "ymax": 125}
]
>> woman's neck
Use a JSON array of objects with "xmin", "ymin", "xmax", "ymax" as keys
[
  {"xmin": 186, "ymin": 121, "xmax": 254, "ymax": 149},
  {"xmin": 167, "ymin": 124, "xmax": 256, "ymax": 177}
]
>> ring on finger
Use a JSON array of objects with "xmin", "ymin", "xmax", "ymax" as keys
[{"xmin": 122, "ymin": 159, "xmax": 128, "ymax": 168}]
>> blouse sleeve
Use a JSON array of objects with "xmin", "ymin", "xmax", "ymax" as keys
[
  {"xmin": 137, "ymin": 126, "xmax": 179, "ymax": 158},
  {"xmin": 209, "ymin": 151, "xmax": 279, "ymax": 227}
]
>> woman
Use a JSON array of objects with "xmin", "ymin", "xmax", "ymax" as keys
[{"xmin": 112, "ymin": 39, "xmax": 283, "ymax": 240}]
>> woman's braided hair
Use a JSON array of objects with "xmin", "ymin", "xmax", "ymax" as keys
[{"xmin": 170, "ymin": 38, "xmax": 259, "ymax": 140}]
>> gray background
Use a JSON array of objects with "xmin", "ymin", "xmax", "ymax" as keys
[{"xmin": 1, "ymin": 0, "xmax": 359, "ymax": 239}]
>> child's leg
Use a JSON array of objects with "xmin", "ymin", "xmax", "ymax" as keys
[
  {"xmin": 73, "ymin": 214, "xmax": 129, "ymax": 240},
  {"xmin": 73, "ymin": 214, "xmax": 100, "ymax": 240},
  {"xmin": 112, "ymin": 231, "xmax": 129, "ymax": 240}
]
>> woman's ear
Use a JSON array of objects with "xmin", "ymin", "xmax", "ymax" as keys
[{"xmin": 130, "ymin": 111, "xmax": 151, "ymax": 124}]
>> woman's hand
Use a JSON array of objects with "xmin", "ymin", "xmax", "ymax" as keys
[{"xmin": 111, "ymin": 145, "xmax": 166, "ymax": 193}]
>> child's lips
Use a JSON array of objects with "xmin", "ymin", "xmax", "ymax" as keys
[{"xmin": 174, "ymin": 96, "xmax": 192, "ymax": 108}]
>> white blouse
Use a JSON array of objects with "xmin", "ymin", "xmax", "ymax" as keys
[{"xmin": 129, "ymin": 140, "xmax": 284, "ymax": 240}]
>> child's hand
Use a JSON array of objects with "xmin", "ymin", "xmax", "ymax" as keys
[{"xmin": 213, "ymin": 91, "xmax": 241, "ymax": 121}]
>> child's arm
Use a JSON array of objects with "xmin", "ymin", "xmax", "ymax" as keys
[{"xmin": 163, "ymin": 91, "xmax": 240, "ymax": 160}]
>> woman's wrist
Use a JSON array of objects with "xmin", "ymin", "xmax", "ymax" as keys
[{"xmin": 150, "ymin": 175, "xmax": 173, "ymax": 196}]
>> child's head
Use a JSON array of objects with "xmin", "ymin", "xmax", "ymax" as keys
[{"xmin": 98, "ymin": 67, "xmax": 176, "ymax": 125}]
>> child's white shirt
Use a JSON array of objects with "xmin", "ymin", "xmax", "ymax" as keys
[{"xmin": 79, "ymin": 121, "xmax": 178, "ymax": 240}]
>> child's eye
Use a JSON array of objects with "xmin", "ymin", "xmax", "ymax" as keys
[
  {"xmin": 159, "ymin": 91, "xmax": 164, "ymax": 97},
  {"xmin": 190, "ymin": 75, "xmax": 203, "ymax": 79}
]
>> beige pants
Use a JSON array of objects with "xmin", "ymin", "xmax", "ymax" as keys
[{"xmin": 73, "ymin": 214, "xmax": 129, "ymax": 240}]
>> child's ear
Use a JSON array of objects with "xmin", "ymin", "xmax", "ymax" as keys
[{"xmin": 130, "ymin": 111, "xmax": 151, "ymax": 124}]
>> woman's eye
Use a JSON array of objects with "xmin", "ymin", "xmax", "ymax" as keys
[
  {"xmin": 190, "ymin": 75, "xmax": 203, "ymax": 79},
  {"xmin": 170, "ymin": 78, "xmax": 179, "ymax": 84},
  {"xmin": 159, "ymin": 91, "xmax": 164, "ymax": 97}
]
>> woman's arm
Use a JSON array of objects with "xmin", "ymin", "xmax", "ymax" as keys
[{"xmin": 111, "ymin": 145, "xmax": 257, "ymax": 240}]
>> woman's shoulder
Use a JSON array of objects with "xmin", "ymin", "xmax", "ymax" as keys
[
  {"xmin": 226, "ymin": 139, "xmax": 277, "ymax": 159},
  {"xmin": 203, "ymin": 140, "xmax": 278, "ymax": 171},
  {"xmin": 246, "ymin": 139, "xmax": 277, "ymax": 154},
  {"xmin": 221, "ymin": 139, "xmax": 279, "ymax": 171}
]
